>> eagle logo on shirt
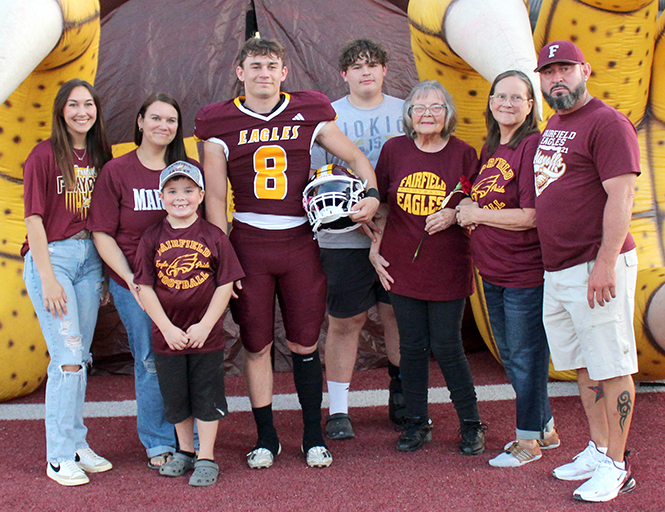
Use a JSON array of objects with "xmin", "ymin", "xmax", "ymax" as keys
[
  {"xmin": 163, "ymin": 253, "xmax": 199, "ymax": 277},
  {"xmin": 470, "ymin": 175, "xmax": 505, "ymax": 201}
]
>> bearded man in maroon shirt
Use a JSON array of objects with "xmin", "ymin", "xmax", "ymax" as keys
[{"xmin": 534, "ymin": 40, "xmax": 640, "ymax": 503}]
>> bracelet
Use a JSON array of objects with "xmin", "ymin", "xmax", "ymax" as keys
[{"xmin": 365, "ymin": 187, "xmax": 380, "ymax": 200}]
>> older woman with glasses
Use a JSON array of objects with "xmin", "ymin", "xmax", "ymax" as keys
[
  {"xmin": 370, "ymin": 80, "xmax": 486, "ymax": 454},
  {"xmin": 456, "ymin": 70, "xmax": 559, "ymax": 467}
]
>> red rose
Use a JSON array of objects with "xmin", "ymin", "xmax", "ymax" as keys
[{"xmin": 460, "ymin": 175, "xmax": 472, "ymax": 195}]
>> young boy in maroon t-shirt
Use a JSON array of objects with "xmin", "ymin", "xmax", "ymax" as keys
[{"xmin": 134, "ymin": 161, "xmax": 244, "ymax": 486}]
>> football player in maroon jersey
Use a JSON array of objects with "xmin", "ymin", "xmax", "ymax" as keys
[{"xmin": 195, "ymin": 38, "xmax": 379, "ymax": 469}]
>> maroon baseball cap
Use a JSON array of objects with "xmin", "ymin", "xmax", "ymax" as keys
[{"xmin": 535, "ymin": 40, "xmax": 585, "ymax": 72}]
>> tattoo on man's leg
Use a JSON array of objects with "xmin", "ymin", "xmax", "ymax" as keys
[
  {"xmin": 617, "ymin": 391, "xmax": 632, "ymax": 433},
  {"xmin": 589, "ymin": 382, "xmax": 604, "ymax": 403}
]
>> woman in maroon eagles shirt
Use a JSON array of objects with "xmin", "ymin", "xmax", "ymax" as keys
[
  {"xmin": 89, "ymin": 93, "xmax": 191, "ymax": 469},
  {"xmin": 457, "ymin": 70, "xmax": 559, "ymax": 467},
  {"xmin": 370, "ymin": 81, "xmax": 486, "ymax": 455}
]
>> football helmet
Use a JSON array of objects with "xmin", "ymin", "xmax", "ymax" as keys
[{"xmin": 302, "ymin": 164, "xmax": 366, "ymax": 233}]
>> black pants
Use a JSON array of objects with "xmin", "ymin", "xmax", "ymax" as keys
[{"xmin": 389, "ymin": 294, "xmax": 479, "ymax": 424}]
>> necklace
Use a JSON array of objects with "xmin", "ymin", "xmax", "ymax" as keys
[{"xmin": 73, "ymin": 147, "xmax": 87, "ymax": 161}]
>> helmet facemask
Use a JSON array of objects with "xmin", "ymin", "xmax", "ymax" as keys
[{"xmin": 303, "ymin": 165, "xmax": 366, "ymax": 233}]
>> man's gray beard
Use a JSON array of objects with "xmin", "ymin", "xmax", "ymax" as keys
[{"xmin": 543, "ymin": 82, "xmax": 586, "ymax": 111}]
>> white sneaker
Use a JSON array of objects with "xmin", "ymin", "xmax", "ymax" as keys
[
  {"xmin": 503, "ymin": 428, "xmax": 561, "ymax": 451},
  {"xmin": 75, "ymin": 447, "xmax": 113, "ymax": 473},
  {"xmin": 537, "ymin": 428, "xmax": 561, "ymax": 450},
  {"xmin": 489, "ymin": 442, "xmax": 542, "ymax": 467},
  {"xmin": 247, "ymin": 444, "xmax": 281, "ymax": 469},
  {"xmin": 47, "ymin": 460, "xmax": 89, "ymax": 486},
  {"xmin": 552, "ymin": 441, "xmax": 606, "ymax": 481},
  {"xmin": 573, "ymin": 456, "xmax": 636, "ymax": 502},
  {"xmin": 304, "ymin": 446, "xmax": 333, "ymax": 468}
]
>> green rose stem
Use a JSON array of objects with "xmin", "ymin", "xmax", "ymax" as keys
[{"xmin": 412, "ymin": 181, "xmax": 464, "ymax": 263}]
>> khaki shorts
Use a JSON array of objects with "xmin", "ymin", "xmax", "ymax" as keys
[{"xmin": 543, "ymin": 249, "xmax": 638, "ymax": 381}]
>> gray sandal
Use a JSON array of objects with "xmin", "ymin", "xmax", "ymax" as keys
[
  {"xmin": 189, "ymin": 459, "xmax": 219, "ymax": 487},
  {"xmin": 159, "ymin": 452, "xmax": 196, "ymax": 477},
  {"xmin": 148, "ymin": 452, "xmax": 172, "ymax": 470}
]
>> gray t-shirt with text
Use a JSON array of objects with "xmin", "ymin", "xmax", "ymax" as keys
[{"xmin": 311, "ymin": 94, "xmax": 404, "ymax": 249}]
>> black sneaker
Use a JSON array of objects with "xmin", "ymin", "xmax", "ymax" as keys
[
  {"xmin": 396, "ymin": 417, "xmax": 433, "ymax": 452},
  {"xmin": 458, "ymin": 419, "xmax": 487, "ymax": 456},
  {"xmin": 326, "ymin": 413, "xmax": 355, "ymax": 440},
  {"xmin": 389, "ymin": 377, "xmax": 407, "ymax": 426}
]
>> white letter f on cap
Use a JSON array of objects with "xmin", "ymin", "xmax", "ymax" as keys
[{"xmin": 548, "ymin": 45, "xmax": 559, "ymax": 58}]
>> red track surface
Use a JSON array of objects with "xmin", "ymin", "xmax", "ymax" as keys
[{"xmin": 1, "ymin": 352, "xmax": 663, "ymax": 512}]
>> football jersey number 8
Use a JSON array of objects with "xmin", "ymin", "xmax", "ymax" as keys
[{"xmin": 253, "ymin": 145, "xmax": 288, "ymax": 200}]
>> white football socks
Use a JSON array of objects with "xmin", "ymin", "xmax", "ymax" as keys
[{"xmin": 327, "ymin": 381, "xmax": 350, "ymax": 415}]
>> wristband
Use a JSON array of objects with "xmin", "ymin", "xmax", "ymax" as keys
[{"xmin": 365, "ymin": 187, "xmax": 380, "ymax": 200}]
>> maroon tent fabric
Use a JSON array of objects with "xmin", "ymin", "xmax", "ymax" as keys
[
  {"xmin": 97, "ymin": 0, "xmax": 250, "ymax": 145},
  {"xmin": 253, "ymin": 0, "xmax": 418, "ymax": 101}
]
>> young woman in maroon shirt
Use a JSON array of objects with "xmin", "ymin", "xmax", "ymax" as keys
[{"xmin": 23, "ymin": 79, "xmax": 112, "ymax": 486}]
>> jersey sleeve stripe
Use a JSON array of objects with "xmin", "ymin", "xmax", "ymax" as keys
[
  {"xmin": 207, "ymin": 137, "xmax": 229, "ymax": 159},
  {"xmin": 310, "ymin": 121, "xmax": 329, "ymax": 151}
]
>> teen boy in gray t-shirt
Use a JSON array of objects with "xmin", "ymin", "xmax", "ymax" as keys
[{"xmin": 310, "ymin": 40, "xmax": 405, "ymax": 440}]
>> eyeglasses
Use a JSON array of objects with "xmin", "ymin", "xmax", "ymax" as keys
[
  {"xmin": 410, "ymin": 104, "xmax": 446, "ymax": 116},
  {"xmin": 490, "ymin": 94, "xmax": 528, "ymax": 107}
]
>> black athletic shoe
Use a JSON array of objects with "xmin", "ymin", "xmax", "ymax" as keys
[
  {"xmin": 388, "ymin": 376, "xmax": 407, "ymax": 426},
  {"xmin": 458, "ymin": 419, "xmax": 487, "ymax": 456},
  {"xmin": 396, "ymin": 417, "xmax": 433, "ymax": 452},
  {"xmin": 326, "ymin": 413, "xmax": 355, "ymax": 440}
]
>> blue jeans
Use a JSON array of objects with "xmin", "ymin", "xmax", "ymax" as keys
[
  {"xmin": 24, "ymin": 239, "xmax": 103, "ymax": 463},
  {"xmin": 483, "ymin": 281, "xmax": 554, "ymax": 439},
  {"xmin": 109, "ymin": 279, "xmax": 176, "ymax": 457}
]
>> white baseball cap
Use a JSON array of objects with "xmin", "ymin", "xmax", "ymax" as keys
[{"xmin": 159, "ymin": 161, "xmax": 204, "ymax": 191}]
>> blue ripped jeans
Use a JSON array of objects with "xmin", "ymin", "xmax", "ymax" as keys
[
  {"xmin": 109, "ymin": 279, "xmax": 175, "ymax": 458},
  {"xmin": 23, "ymin": 239, "xmax": 103, "ymax": 463}
]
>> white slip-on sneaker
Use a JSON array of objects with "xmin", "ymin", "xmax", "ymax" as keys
[
  {"xmin": 489, "ymin": 441, "xmax": 542, "ymax": 467},
  {"xmin": 573, "ymin": 456, "xmax": 636, "ymax": 502},
  {"xmin": 502, "ymin": 428, "xmax": 560, "ymax": 451},
  {"xmin": 538, "ymin": 427, "xmax": 561, "ymax": 450},
  {"xmin": 552, "ymin": 440, "xmax": 606, "ymax": 481},
  {"xmin": 75, "ymin": 447, "xmax": 112, "ymax": 473},
  {"xmin": 47, "ymin": 460, "xmax": 89, "ymax": 486}
]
